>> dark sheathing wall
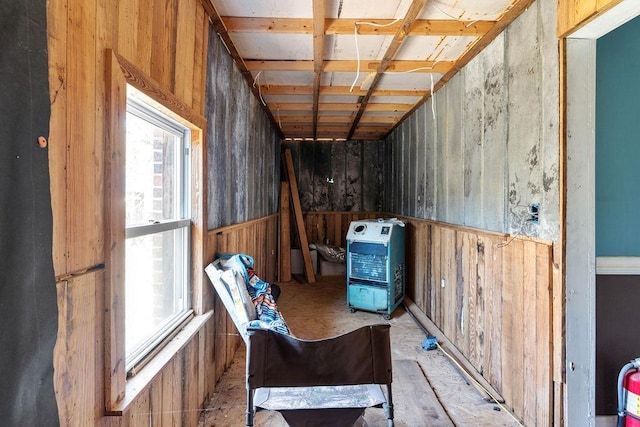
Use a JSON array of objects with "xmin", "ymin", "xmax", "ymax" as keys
[
  {"xmin": 206, "ymin": 26, "xmax": 280, "ymax": 230},
  {"xmin": 596, "ymin": 275, "xmax": 640, "ymax": 414},
  {"xmin": 281, "ymin": 140, "xmax": 386, "ymax": 212},
  {"xmin": 0, "ymin": 1, "xmax": 59, "ymax": 425},
  {"xmin": 383, "ymin": 0, "xmax": 559, "ymax": 242}
]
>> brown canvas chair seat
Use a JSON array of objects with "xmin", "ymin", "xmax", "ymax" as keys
[{"xmin": 205, "ymin": 258, "xmax": 394, "ymax": 427}]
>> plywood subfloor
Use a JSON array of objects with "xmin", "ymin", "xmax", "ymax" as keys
[{"xmin": 199, "ymin": 275, "xmax": 520, "ymax": 426}]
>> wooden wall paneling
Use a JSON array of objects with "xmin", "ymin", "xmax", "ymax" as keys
[
  {"xmin": 415, "ymin": 220, "xmax": 428, "ymax": 313},
  {"xmin": 442, "ymin": 227, "xmax": 456, "ymax": 343},
  {"xmin": 47, "ymin": 0, "xmax": 68, "ymax": 276},
  {"xmin": 424, "ymin": 223, "xmax": 433, "ymax": 319},
  {"xmin": 473, "ymin": 234, "xmax": 486, "ymax": 375},
  {"xmin": 128, "ymin": 388, "xmax": 150, "ymax": 426},
  {"xmin": 305, "ymin": 213, "xmax": 316, "ymax": 245},
  {"xmin": 465, "ymin": 231, "xmax": 479, "ymax": 369},
  {"xmin": 134, "ymin": 0, "xmax": 152, "ymax": 75},
  {"xmin": 68, "ymin": 0, "xmax": 101, "ymax": 272},
  {"xmin": 268, "ymin": 216, "xmax": 278, "ymax": 282},
  {"xmin": 536, "ymin": 243, "xmax": 553, "ymax": 424},
  {"xmin": 158, "ymin": 358, "xmax": 177, "ymax": 425},
  {"xmin": 150, "ymin": 0, "xmax": 178, "ymax": 91},
  {"xmin": 55, "ymin": 275, "xmax": 101, "ymax": 424},
  {"xmin": 200, "ymin": 320, "xmax": 215, "ymax": 407},
  {"xmin": 183, "ymin": 337, "xmax": 200, "ymax": 426},
  {"xmin": 174, "ymin": 0, "xmax": 196, "ymax": 104},
  {"xmin": 430, "ymin": 224, "xmax": 442, "ymax": 327},
  {"xmin": 486, "ymin": 235, "xmax": 503, "ymax": 393},
  {"xmin": 53, "ymin": 280, "xmax": 69, "ymax": 423},
  {"xmin": 148, "ymin": 380, "xmax": 162, "ymax": 427},
  {"xmin": 330, "ymin": 213, "xmax": 339, "ymax": 247},
  {"xmin": 95, "ymin": 0, "xmax": 117, "ymax": 325},
  {"xmin": 502, "ymin": 239, "xmax": 525, "ymax": 416},
  {"xmin": 523, "ymin": 241, "xmax": 538, "ymax": 426},
  {"xmin": 319, "ymin": 213, "xmax": 328, "ymax": 244},
  {"xmin": 213, "ymin": 293, "xmax": 226, "ymax": 382},
  {"xmin": 192, "ymin": 6, "xmax": 207, "ymax": 113},
  {"xmin": 117, "ymin": 0, "xmax": 138, "ymax": 66},
  {"xmin": 499, "ymin": 238, "xmax": 515, "ymax": 409}
]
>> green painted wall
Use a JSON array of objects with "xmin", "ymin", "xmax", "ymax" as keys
[{"xmin": 596, "ymin": 15, "xmax": 640, "ymax": 256}]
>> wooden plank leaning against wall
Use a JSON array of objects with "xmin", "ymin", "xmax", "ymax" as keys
[
  {"xmin": 303, "ymin": 212, "xmax": 555, "ymax": 425},
  {"xmin": 45, "ymin": 0, "xmax": 232, "ymax": 424}
]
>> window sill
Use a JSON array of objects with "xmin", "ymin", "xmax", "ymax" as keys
[{"xmin": 106, "ymin": 310, "xmax": 213, "ymax": 415}]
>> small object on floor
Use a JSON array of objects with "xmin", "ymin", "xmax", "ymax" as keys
[{"xmin": 422, "ymin": 336, "xmax": 438, "ymax": 351}]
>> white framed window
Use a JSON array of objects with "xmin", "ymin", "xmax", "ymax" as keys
[{"xmin": 124, "ymin": 95, "xmax": 192, "ymax": 371}]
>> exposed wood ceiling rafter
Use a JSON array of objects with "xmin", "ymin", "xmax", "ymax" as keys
[
  {"xmin": 312, "ymin": 0, "xmax": 325, "ymax": 138},
  {"xmin": 347, "ymin": 0, "xmax": 427, "ymax": 139},
  {"xmin": 245, "ymin": 60, "xmax": 454, "ymax": 73},
  {"xmin": 202, "ymin": 0, "xmax": 535, "ymax": 141},
  {"xmin": 223, "ymin": 17, "xmax": 496, "ymax": 36}
]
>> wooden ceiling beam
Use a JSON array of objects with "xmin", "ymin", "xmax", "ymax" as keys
[
  {"xmin": 246, "ymin": 59, "xmax": 453, "ymax": 73},
  {"xmin": 312, "ymin": 0, "xmax": 325, "ymax": 139},
  {"xmin": 275, "ymin": 103, "xmax": 412, "ymax": 113},
  {"xmin": 359, "ymin": 103, "xmax": 415, "ymax": 112},
  {"xmin": 279, "ymin": 116, "xmax": 356, "ymax": 124},
  {"xmin": 261, "ymin": 85, "xmax": 427, "ymax": 97},
  {"xmin": 272, "ymin": 102, "xmax": 360, "ymax": 112},
  {"xmin": 222, "ymin": 17, "xmax": 494, "ymax": 36},
  {"xmin": 347, "ymin": 0, "xmax": 427, "ymax": 139}
]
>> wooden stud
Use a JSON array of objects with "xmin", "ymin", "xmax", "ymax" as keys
[{"xmin": 283, "ymin": 149, "xmax": 316, "ymax": 283}]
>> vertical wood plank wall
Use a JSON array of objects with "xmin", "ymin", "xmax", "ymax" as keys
[
  {"xmin": 304, "ymin": 212, "xmax": 555, "ymax": 425},
  {"xmin": 47, "ymin": 0, "xmax": 215, "ymax": 425}
]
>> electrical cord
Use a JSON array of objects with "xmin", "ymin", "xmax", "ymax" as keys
[{"xmin": 349, "ymin": 18, "xmax": 402, "ymax": 92}]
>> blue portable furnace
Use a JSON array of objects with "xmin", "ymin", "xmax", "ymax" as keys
[{"xmin": 346, "ymin": 219, "xmax": 405, "ymax": 319}]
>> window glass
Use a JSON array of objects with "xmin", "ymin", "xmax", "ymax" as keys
[{"xmin": 124, "ymin": 98, "xmax": 191, "ymax": 371}]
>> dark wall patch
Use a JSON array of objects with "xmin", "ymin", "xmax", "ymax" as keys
[
  {"xmin": 282, "ymin": 140, "xmax": 385, "ymax": 212},
  {"xmin": 206, "ymin": 26, "xmax": 280, "ymax": 229},
  {"xmin": 0, "ymin": 0, "xmax": 59, "ymax": 424}
]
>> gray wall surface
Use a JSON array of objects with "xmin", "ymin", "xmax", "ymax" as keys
[
  {"xmin": 385, "ymin": 0, "xmax": 560, "ymax": 241},
  {"xmin": 0, "ymin": 0, "xmax": 59, "ymax": 424},
  {"xmin": 282, "ymin": 140, "xmax": 386, "ymax": 212},
  {"xmin": 206, "ymin": 27, "xmax": 281, "ymax": 229}
]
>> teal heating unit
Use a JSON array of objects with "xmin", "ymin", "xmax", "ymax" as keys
[{"xmin": 346, "ymin": 219, "xmax": 405, "ymax": 319}]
